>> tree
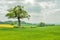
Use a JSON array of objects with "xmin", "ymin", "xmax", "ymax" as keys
[
  {"xmin": 38, "ymin": 22, "xmax": 46, "ymax": 27},
  {"xmin": 6, "ymin": 5, "xmax": 30, "ymax": 27}
]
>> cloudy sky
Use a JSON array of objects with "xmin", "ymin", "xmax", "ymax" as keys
[{"xmin": 0, "ymin": 0, "xmax": 60, "ymax": 24}]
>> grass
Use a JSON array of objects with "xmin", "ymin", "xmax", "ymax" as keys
[{"xmin": 0, "ymin": 25, "xmax": 60, "ymax": 40}]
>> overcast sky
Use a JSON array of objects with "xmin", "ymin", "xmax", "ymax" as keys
[{"xmin": 0, "ymin": 0, "xmax": 60, "ymax": 24}]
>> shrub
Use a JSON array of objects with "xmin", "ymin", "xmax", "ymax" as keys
[{"xmin": 37, "ymin": 22, "xmax": 46, "ymax": 27}]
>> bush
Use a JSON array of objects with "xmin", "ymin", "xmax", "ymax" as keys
[
  {"xmin": 14, "ymin": 25, "xmax": 19, "ymax": 28},
  {"xmin": 37, "ymin": 22, "xmax": 46, "ymax": 27}
]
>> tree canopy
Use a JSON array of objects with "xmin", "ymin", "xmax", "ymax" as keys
[{"xmin": 6, "ymin": 5, "xmax": 30, "ymax": 19}]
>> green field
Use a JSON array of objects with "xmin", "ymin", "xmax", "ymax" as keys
[{"xmin": 0, "ymin": 26, "xmax": 60, "ymax": 40}]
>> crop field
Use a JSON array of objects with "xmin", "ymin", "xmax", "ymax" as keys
[
  {"xmin": 0, "ymin": 24, "xmax": 14, "ymax": 28},
  {"xmin": 0, "ymin": 25, "xmax": 60, "ymax": 40}
]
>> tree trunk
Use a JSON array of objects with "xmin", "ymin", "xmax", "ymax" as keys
[{"xmin": 17, "ymin": 17, "xmax": 21, "ymax": 28}]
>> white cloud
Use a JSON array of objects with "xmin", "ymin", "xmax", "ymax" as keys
[
  {"xmin": 40, "ymin": 8, "xmax": 60, "ymax": 24},
  {"xmin": 39, "ymin": 2, "xmax": 55, "ymax": 9},
  {"xmin": 0, "ymin": 0, "xmax": 60, "ymax": 24},
  {"xmin": 23, "ymin": 0, "xmax": 35, "ymax": 5}
]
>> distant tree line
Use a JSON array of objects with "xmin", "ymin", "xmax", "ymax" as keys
[{"xmin": 37, "ymin": 22, "xmax": 55, "ymax": 27}]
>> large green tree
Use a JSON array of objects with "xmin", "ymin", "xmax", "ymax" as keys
[{"xmin": 6, "ymin": 5, "xmax": 30, "ymax": 27}]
